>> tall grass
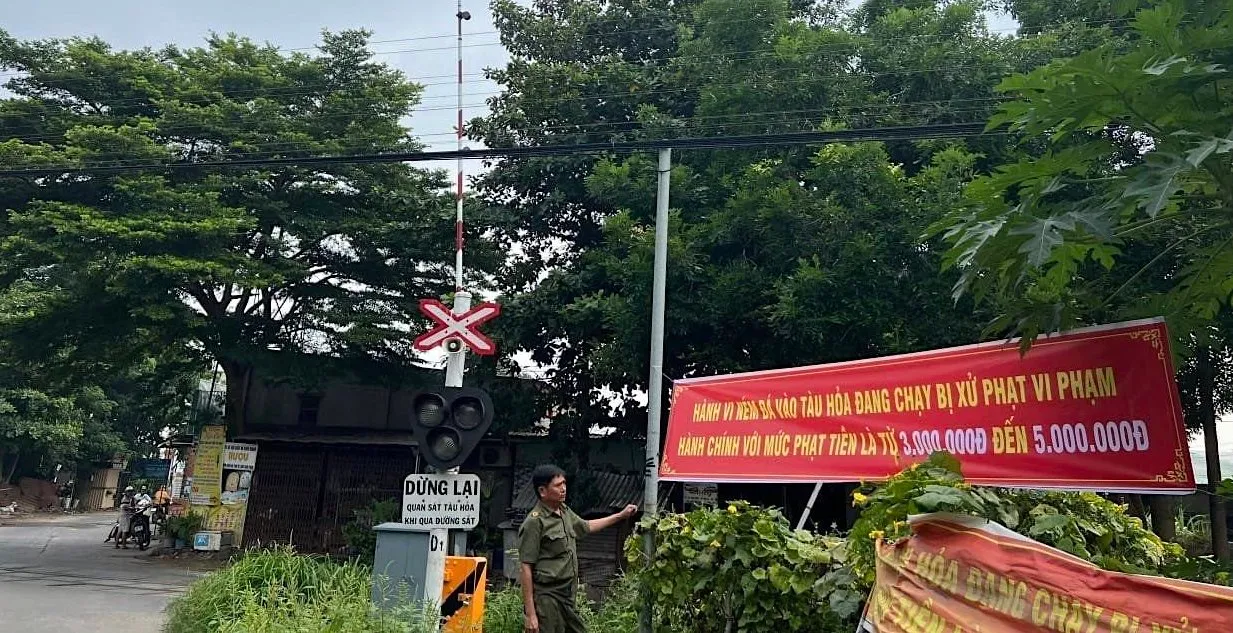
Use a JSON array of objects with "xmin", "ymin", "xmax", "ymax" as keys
[
  {"xmin": 482, "ymin": 581, "xmax": 527, "ymax": 633},
  {"xmin": 585, "ymin": 573, "xmax": 640, "ymax": 633},
  {"xmin": 164, "ymin": 546, "xmax": 439, "ymax": 633},
  {"xmin": 483, "ymin": 575, "xmax": 640, "ymax": 633}
]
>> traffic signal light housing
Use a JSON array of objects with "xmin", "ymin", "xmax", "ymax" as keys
[{"xmin": 409, "ymin": 386, "xmax": 494, "ymax": 471}]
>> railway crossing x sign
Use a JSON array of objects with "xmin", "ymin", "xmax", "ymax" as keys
[{"xmin": 413, "ymin": 299, "xmax": 500, "ymax": 355}]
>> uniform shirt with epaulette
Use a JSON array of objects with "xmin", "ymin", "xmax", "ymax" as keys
[{"xmin": 517, "ymin": 500, "xmax": 590, "ymax": 597}]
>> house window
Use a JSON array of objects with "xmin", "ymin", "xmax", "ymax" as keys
[{"xmin": 298, "ymin": 394, "xmax": 322, "ymax": 427}]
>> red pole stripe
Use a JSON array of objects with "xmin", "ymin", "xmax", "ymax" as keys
[{"xmin": 455, "ymin": 220, "xmax": 465, "ymax": 251}]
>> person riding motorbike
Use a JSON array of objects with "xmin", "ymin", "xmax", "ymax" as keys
[
  {"xmin": 128, "ymin": 495, "xmax": 154, "ymax": 550},
  {"xmin": 115, "ymin": 486, "xmax": 136, "ymax": 549}
]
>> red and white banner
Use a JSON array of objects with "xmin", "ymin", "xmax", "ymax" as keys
[
  {"xmin": 862, "ymin": 514, "xmax": 1233, "ymax": 632},
  {"xmin": 659, "ymin": 319, "xmax": 1194, "ymax": 493}
]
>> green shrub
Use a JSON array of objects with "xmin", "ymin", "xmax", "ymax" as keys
[
  {"xmin": 341, "ymin": 497, "xmax": 400, "ymax": 564},
  {"xmin": 585, "ymin": 573, "xmax": 640, "ymax": 633},
  {"xmin": 485, "ymin": 576, "xmax": 640, "ymax": 633},
  {"xmin": 164, "ymin": 546, "xmax": 437, "ymax": 633},
  {"xmin": 1175, "ymin": 512, "xmax": 1213, "ymax": 557},
  {"xmin": 846, "ymin": 452, "xmax": 1184, "ymax": 588},
  {"xmin": 613, "ymin": 454, "xmax": 1224, "ymax": 633},
  {"xmin": 626, "ymin": 502, "xmax": 847, "ymax": 633},
  {"xmin": 482, "ymin": 583, "xmax": 526, "ymax": 633},
  {"xmin": 167, "ymin": 511, "xmax": 206, "ymax": 542}
]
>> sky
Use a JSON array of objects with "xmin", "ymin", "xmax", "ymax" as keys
[
  {"xmin": 2, "ymin": 0, "xmax": 512, "ymax": 176},
  {"xmin": 3, "ymin": 0, "xmax": 1019, "ymax": 153},
  {"xmin": 1191, "ymin": 420, "xmax": 1233, "ymax": 485}
]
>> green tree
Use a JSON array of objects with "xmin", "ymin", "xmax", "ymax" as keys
[
  {"xmin": 0, "ymin": 30, "xmax": 487, "ymax": 433},
  {"xmin": 0, "ymin": 281, "xmax": 204, "ymax": 481},
  {"xmin": 471, "ymin": 0, "xmax": 1095, "ymax": 459},
  {"xmin": 935, "ymin": 0, "xmax": 1233, "ymax": 556},
  {"xmin": 0, "ymin": 389, "xmax": 97, "ymax": 482},
  {"xmin": 102, "ymin": 346, "xmax": 208, "ymax": 454}
]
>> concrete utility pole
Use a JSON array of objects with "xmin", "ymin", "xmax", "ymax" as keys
[
  {"xmin": 424, "ymin": 2, "xmax": 473, "ymax": 612},
  {"xmin": 639, "ymin": 148, "xmax": 672, "ymax": 633}
]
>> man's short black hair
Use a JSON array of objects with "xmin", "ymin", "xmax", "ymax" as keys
[{"xmin": 532, "ymin": 464, "xmax": 566, "ymax": 498}]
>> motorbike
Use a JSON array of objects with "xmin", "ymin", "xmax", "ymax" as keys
[
  {"xmin": 106, "ymin": 500, "xmax": 168, "ymax": 547},
  {"xmin": 129, "ymin": 499, "xmax": 153, "ymax": 551}
]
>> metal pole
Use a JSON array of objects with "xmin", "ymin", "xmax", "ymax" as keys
[
  {"xmin": 425, "ymin": 3, "xmax": 473, "ymax": 615},
  {"xmin": 796, "ymin": 483, "xmax": 822, "ymax": 531},
  {"xmin": 450, "ymin": 0, "xmax": 472, "ymax": 563},
  {"xmin": 454, "ymin": 1, "xmax": 467, "ymax": 293},
  {"xmin": 639, "ymin": 148, "xmax": 672, "ymax": 633}
]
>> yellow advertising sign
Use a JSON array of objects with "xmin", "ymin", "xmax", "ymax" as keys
[{"xmin": 189, "ymin": 425, "xmax": 225, "ymax": 506}]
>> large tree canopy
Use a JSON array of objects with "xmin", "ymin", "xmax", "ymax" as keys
[
  {"xmin": 937, "ymin": 0, "xmax": 1233, "ymax": 345},
  {"xmin": 0, "ymin": 264, "xmax": 207, "ymax": 481},
  {"xmin": 935, "ymin": 0, "xmax": 1233, "ymax": 554},
  {"xmin": 469, "ymin": 0, "xmax": 1119, "ymax": 458},
  {"xmin": 933, "ymin": 0, "xmax": 1233, "ymax": 431},
  {"xmin": 0, "ymin": 29, "xmax": 490, "ymax": 431}
]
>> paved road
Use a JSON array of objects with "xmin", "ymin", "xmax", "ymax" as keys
[{"xmin": 0, "ymin": 511, "xmax": 204, "ymax": 632}]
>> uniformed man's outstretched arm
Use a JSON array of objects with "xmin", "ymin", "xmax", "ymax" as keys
[{"xmin": 584, "ymin": 504, "xmax": 639, "ymax": 534}]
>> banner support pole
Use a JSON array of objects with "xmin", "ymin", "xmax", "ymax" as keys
[
  {"xmin": 639, "ymin": 147, "xmax": 672, "ymax": 633},
  {"xmin": 796, "ymin": 482, "xmax": 823, "ymax": 531}
]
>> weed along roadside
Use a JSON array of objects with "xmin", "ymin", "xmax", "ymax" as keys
[
  {"xmin": 160, "ymin": 545, "xmax": 639, "ymax": 633},
  {"xmin": 163, "ymin": 547, "xmax": 439, "ymax": 633},
  {"xmin": 166, "ymin": 453, "xmax": 1232, "ymax": 633}
]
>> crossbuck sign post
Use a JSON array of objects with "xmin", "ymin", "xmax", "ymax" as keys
[{"xmin": 413, "ymin": 299, "xmax": 501, "ymax": 356}]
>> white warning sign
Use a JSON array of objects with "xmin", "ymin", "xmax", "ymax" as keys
[{"xmin": 401, "ymin": 473, "xmax": 482, "ymax": 530}]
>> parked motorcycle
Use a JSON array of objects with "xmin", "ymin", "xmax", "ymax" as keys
[
  {"xmin": 106, "ymin": 500, "xmax": 168, "ymax": 546},
  {"xmin": 129, "ymin": 499, "xmax": 153, "ymax": 550}
]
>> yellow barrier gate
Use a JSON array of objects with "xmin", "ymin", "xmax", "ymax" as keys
[{"xmin": 441, "ymin": 556, "xmax": 487, "ymax": 632}]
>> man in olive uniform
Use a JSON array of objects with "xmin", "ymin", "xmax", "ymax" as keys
[{"xmin": 519, "ymin": 464, "xmax": 637, "ymax": 633}]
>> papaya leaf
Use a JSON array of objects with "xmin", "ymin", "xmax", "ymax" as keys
[
  {"xmin": 1010, "ymin": 214, "xmax": 1077, "ymax": 267},
  {"xmin": 1122, "ymin": 154, "xmax": 1189, "ymax": 218}
]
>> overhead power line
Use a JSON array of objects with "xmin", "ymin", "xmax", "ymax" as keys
[
  {"xmin": 266, "ymin": 11, "xmax": 1137, "ymax": 53},
  {"xmin": 0, "ymin": 83, "xmax": 1007, "ymax": 146},
  {"xmin": 0, "ymin": 15, "xmax": 1139, "ymax": 85},
  {"xmin": 0, "ymin": 100, "xmax": 1005, "ymax": 165},
  {"xmin": 0, "ymin": 123, "xmax": 988, "ymax": 177},
  {"xmin": 0, "ymin": 62, "xmax": 1010, "ymax": 141}
]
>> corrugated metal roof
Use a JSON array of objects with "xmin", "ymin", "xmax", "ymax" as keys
[
  {"xmin": 508, "ymin": 468, "xmax": 664, "ymax": 518},
  {"xmin": 234, "ymin": 430, "xmax": 416, "ymax": 446}
]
